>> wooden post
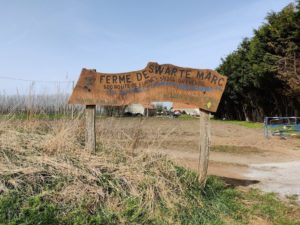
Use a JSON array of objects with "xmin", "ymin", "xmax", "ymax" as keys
[
  {"xmin": 71, "ymin": 81, "xmax": 75, "ymax": 119},
  {"xmin": 198, "ymin": 109, "xmax": 211, "ymax": 186},
  {"xmin": 85, "ymin": 105, "xmax": 96, "ymax": 152}
]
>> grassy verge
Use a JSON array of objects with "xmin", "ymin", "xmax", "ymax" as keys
[
  {"xmin": 214, "ymin": 119, "xmax": 263, "ymax": 129},
  {"xmin": 0, "ymin": 119, "xmax": 299, "ymax": 224},
  {"xmin": 1, "ymin": 174, "xmax": 299, "ymax": 225},
  {"xmin": 177, "ymin": 114, "xmax": 198, "ymax": 120}
]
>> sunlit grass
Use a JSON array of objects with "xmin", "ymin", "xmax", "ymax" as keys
[{"xmin": 214, "ymin": 119, "xmax": 263, "ymax": 128}]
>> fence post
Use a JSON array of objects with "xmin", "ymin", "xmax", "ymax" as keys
[
  {"xmin": 264, "ymin": 117, "xmax": 269, "ymax": 139},
  {"xmin": 198, "ymin": 109, "xmax": 210, "ymax": 186},
  {"xmin": 85, "ymin": 105, "xmax": 96, "ymax": 152},
  {"xmin": 71, "ymin": 81, "xmax": 75, "ymax": 119}
]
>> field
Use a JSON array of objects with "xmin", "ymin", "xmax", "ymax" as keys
[
  {"xmin": 0, "ymin": 116, "xmax": 300, "ymax": 224},
  {"xmin": 97, "ymin": 117, "xmax": 300, "ymax": 197}
]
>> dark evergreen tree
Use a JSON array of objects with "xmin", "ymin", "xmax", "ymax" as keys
[{"xmin": 216, "ymin": 1, "xmax": 300, "ymax": 121}]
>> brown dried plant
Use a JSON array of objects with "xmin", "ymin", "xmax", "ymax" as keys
[{"xmin": 0, "ymin": 116, "xmax": 185, "ymax": 221}]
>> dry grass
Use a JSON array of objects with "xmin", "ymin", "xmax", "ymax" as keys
[
  {"xmin": 0, "ymin": 117, "xmax": 189, "ymax": 223},
  {"xmin": 1, "ymin": 117, "xmax": 299, "ymax": 224}
]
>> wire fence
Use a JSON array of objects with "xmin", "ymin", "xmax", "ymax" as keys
[
  {"xmin": 0, "ymin": 75, "xmax": 82, "ymax": 117},
  {"xmin": 0, "ymin": 76, "xmax": 164, "ymax": 118}
]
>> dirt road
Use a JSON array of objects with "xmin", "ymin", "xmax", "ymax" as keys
[
  {"xmin": 165, "ymin": 120, "xmax": 300, "ymax": 199},
  {"xmin": 98, "ymin": 117, "xmax": 300, "ymax": 199}
]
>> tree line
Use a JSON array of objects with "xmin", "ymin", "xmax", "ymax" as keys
[{"xmin": 216, "ymin": 1, "xmax": 300, "ymax": 122}]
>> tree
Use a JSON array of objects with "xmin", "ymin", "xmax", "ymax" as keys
[{"xmin": 216, "ymin": 2, "xmax": 300, "ymax": 121}]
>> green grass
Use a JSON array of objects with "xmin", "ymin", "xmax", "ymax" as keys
[
  {"xmin": 1, "ymin": 173, "xmax": 299, "ymax": 225},
  {"xmin": 177, "ymin": 114, "xmax": 199, "ymax": 120},
  {"xmin": 214, "ymin": 119, "xmax": 263, "ymax": 128},
  {"xmin": 243, "ymin": 189, "xmax": 300, "ymax": 224}
]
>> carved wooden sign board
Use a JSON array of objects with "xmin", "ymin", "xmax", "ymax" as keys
[{"xmin": 69, "ymin": 62, "xmax": 227, "ymax": 112}]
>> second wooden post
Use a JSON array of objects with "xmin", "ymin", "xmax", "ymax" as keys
[
  {"xmin": 198, "ymin": 109, "xmax": 211, "ymax": 186},
  {"xmin": 85, "ymin": 105, "xmax": 96, "ymax": 152}
]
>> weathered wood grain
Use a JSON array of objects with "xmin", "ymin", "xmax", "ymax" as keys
[
  {"xmin": 198, "ymin": 109, "xmax": 211, "ymax": 186},
  {"xmin": 69, "ymin": 62, "xmax": 227, "ymax": 112},
  {"xmin": 85, "ymin": 105, "xmax": 96, "ymax": 152}
]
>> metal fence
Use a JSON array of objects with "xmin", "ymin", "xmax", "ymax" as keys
[{"xmin": 264, "ymin": 117, "xmax": 300, "ymax": 138}]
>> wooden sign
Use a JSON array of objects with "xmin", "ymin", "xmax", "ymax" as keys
[{"xmin": 69, "ymin": 62, "xmax": 227, "ymax": 112}]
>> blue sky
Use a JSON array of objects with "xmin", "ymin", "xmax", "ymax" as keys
[{"xmin": 0, "ymin": 0, "xmax": 293, "ymax": 94}]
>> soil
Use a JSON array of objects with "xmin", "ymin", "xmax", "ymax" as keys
[{"xmin": 99, "ymin": 117, "xmax": 300, "ymax": 200}]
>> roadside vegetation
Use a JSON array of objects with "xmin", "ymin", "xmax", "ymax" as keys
[
  {"xmin": 215, "ymin": 120, "xmax": 263, "ymax": 129},
  {"xmin": 0, "ymin": 118, "xmax": 299, "ymax": 225}
]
